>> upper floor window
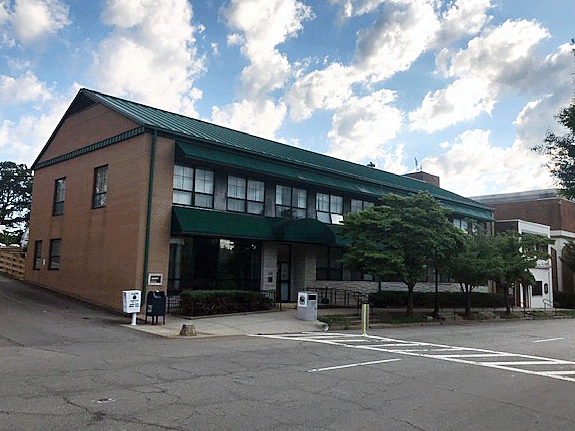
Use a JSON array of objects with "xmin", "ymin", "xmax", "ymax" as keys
[
  {"xmin": 227, "ymin": 175, "xmax": 265, "ymax": 215},
  {"xmin": 92, "ymin": 165, "xmax": 108, "ymax": 208},
  {"xmin": 316, "ymin": 193, "xmax": 343, "ymax": 224},
  {"xmin": 53, "ymin": 177, "xmax": 66, "ymax": 215},
  {"xmin": 49, "ymin": 239, "xmax": 61, "ymax": 270},
  {"xmin": 350, "ymin": 199, "xmax": 374, "ymax": 214},
  {"xmin": 33, "ymin": 240, "xmax": 42, "ymax": 270},
  {"xmin": 276, "ymin": 185, "xmax": 306, "ymax": 219},
  {"xmin": 173, "ymin": 165, "xmax": 214, "ymax": 208}
]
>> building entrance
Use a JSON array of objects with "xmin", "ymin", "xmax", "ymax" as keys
[{"xmin": 277, "ymin": 245, "xmax": 291, "ymax": 302}]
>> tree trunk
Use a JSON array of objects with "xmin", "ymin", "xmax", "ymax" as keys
[
  {"xmin": 505, "ymin": 284, "xmax": 511, "ymax": 315},
  {"xmin": 464, "ymin": 284, "xmax": 471, "ymax": 318},
  {"xmin": 433, "ymin": 267, "xmax": 439, "ymax": 318},
  {"xmin": 406, "ymin": 283, "xmax": 415, "ymax": 316}
]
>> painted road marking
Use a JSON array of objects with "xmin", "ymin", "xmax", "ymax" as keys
[
  {"xmin": 251, "ymin": 332, "xmax": 575, "ymax": 383},
  {"xmin": 533, "ymin": 337, "xmax": 564, "ymax": 343},
  {"xmin": 308, "ymin": 358, "xmax": 401, "ymax": 373}
]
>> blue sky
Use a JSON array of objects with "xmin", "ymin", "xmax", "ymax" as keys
[{"xmin": 0, "ymin": 0, "xmax": 574, "ymax": 197}]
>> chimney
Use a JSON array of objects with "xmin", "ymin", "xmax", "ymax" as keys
[{"xmin": 403, "ymin": 171, "xmax": 440, "ymax": 188}]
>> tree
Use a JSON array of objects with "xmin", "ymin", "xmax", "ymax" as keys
[
  {"xmin": 0, "ymin": 162, "xmax": 33, "ymax": 244},
  {"xmin": 449, "ymin": 227, "xmax": 498, "ymax": 317},
  {"xmin": 491, "ymin": 232, "xmax": 553, "ymax": 314},
  {"xmin": 535, "ymin": 42, "xmax": 575, "ymax": 197},
  {"xmin": 340, "ymin": 192, "xmax": 466, "ymax": 316}
]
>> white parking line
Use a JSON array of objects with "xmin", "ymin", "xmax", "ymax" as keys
[
  {"xmin": 533, "ymin": 337, "xmax": 564, "ymax": 343},
  {"xmin": 308, "ymin": 358, "xmax": 401, "ymax": 373},
  {"xmin": 250, "ymin": 332, "xmax": 575, "ymax": 383}
]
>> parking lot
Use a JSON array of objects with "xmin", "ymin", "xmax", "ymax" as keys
[{"xmin": 2, "ymin": 276, "xmax": 575, "ymax": 430}]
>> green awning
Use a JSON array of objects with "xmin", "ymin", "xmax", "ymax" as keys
[
  {"xmin": 272, "ymin": 218, "xmax": 336, "ymax": 245},
  {"xmin": 171, "ymin": 206, "xmax": 277, "ymax": 240},
  {"xmin": 171, "ymin": 206, "xmax": 339, "ymax": 245}
]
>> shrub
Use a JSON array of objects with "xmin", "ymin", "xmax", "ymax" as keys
[
  {"xmin": 179, "ymin": 290, "xmax": 274, "ymax": 316},
  {"xmin": 553, "ymin": 291, "xmax": 575, "ymax": 309},
  {"xmin": 369, "ymin": 290, "xmax": 505, "ymax": 309}
]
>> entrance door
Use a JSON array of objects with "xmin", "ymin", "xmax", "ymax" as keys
[{"xmin": 277, "ymin": 245, "xmax": 291, "ymax": 302}]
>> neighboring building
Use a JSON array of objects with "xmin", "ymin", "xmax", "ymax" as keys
[
  {"xmin": 494, "ymin": 220, "xmax": 553, "ymax": 308},
  {"xmin": 474, "ymin": 189, "xmax": 575, "ymax": 293},
  {"xmin": 26, "ymin": 88, "xmax": 494, "ymax": 312}
]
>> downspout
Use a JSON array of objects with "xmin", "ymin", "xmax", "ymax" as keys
[{"xmin": 142, "ymin": 129, "xmax": 157, "ymax": 301}]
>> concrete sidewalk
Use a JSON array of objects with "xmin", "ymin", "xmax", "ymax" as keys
[{"xmin": 123, "ymin": 308, "xmax": 330, "ymax": 338}]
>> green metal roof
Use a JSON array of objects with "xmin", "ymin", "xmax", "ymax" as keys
[{"xmin": 34, "ymin": 88, "xmax": 493, "ymax": 221}]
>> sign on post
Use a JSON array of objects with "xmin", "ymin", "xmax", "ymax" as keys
[{"xmin": 122, "ymin": 290, "xmax": 141, "ymax": 325}]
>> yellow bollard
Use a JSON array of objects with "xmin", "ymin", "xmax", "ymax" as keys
[{"xmin": 361, "ymin": 303, "xmax": 369, "ymax": 336}]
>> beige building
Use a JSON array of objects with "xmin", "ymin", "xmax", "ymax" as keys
[{"xmin": 26, "ymin": 89, "xmax": 493, "ymax": 312}]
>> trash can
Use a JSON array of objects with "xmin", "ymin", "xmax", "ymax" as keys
[
  {"xmin": 146, "ymin": 290, "xmax": 166, "ymax": 324},
  {"xmin": 297, "ymin": 292, "xmax": 318, "ymax": 321}
]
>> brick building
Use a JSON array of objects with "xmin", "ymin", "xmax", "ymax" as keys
[
  {"xmin": 26, "ymin": 89, "xmax": 493, "ymax": 312},
  {"xmin": 474, "ymin": 189, "xmax": 575, "ymax": 293}
]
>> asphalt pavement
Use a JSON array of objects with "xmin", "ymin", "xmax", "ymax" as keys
[{"xmin": 4, "ymin": 275, "xmax": 575, "ymax": 430}]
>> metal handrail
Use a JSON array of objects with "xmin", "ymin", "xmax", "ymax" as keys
[
  {"xmin": 542, "ymin": 298, "xmax": 557, "ymax": 315},
  {"xmin": 304, "ymin": 286, "xmax": 370, "ymax": 309}
]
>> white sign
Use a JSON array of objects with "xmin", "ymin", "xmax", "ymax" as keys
[
  {"xmin": 298, "ymin": 292, "xmax": 308, "ymax": 307},
  {"xmin": 122, "ymin": 290, "xmax": 141, "ymax": 313},
  {"xmin": 147, "ymin": 273, "xmax": 163, "ymax": 286}
]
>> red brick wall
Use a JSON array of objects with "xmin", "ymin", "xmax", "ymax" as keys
[{"xmin": 26, "ymin": 103, "xmax": 174, "ymax": 311}]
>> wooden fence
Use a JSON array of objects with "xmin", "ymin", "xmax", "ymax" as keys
[{"xmin": 0, "ymin": 247, "xmax": 26, "ymax": 280}]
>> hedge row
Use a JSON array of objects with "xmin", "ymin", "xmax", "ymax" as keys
[
  {"xmin": 369, "ymin": 290, "xmax": 506, "ymax": 309},
  {"xmin": 553, "ymin": 291, "xmax": 575, "ymax": 309},
  {"xmin": 179, "ymin": 290, "xmax": 274, "ymax": 316}
]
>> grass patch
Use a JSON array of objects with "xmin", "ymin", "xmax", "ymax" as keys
[
  {"xmin": 383, "ymin": 314, "xmax": 429, "ymax": 324},
  {"xmin": 318, "ymin": 315, "xmax": 351, "ymax": 329}
]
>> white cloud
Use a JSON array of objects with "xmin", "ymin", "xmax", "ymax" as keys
[
  {"xmin": 3, "ymin": 0, "xmax": 70, "ymax": 45},
  {"xmin": 421, "ymin": 129, "xmax": 554, "ymax": 196},
  {"xmin": 410, "ymin": 19, "xmax": 552, "ymax": 132},
  {"xmin": 289, "ymin": 0, "xmax": 493, "ymax": 125},
  {"xmin": 221, "ymin": 0, "xmax": 314, "ymax": 98},
  {"xmin": 0, "ymin": 84, "xmax": 79, "ymax": 165},
  {"xmin": 329, "ymin": 0, "xmax": 386, "ymax": 19},
  {"xmin": 326, "ymin": 89, "xmax": 404, "ymax": 165},
  {"xmin": 429, "ymin": 0, "xmax": 492, "ymax": 47},
  {"xmin": 91, "ymin": 0, "xmax": 204, "ymax": 116},
  {"xmin": 285, "ymin": 63, "xmax": 358, "ymax": 121},
  {"xmin": 210, "ymin": 99, "xmax": 287, "ymax": 142},
  {"xmin": 409, "ymin": 77, "xmax": 495, "ymax": 132},
  {"xmin": 354, "ymin": 0, "xmax": 440, "ymax": 81},
  {"xmin": 0, "ymin": 71, "xmax": 52, "ymax": 104}
]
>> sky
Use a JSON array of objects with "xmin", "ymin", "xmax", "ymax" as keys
[{"xmin": 0, "ymin": 0, "xmax": 574, "ymax": 198}]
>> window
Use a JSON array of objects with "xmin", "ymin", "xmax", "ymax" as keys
[
  {"xmin": 172, "ymin": 164, "xmax": 214, "ymax": 208},
  {"xmin": 33, "ymin": 241, "xmax": 42, "ymax": 270},
  {"xmin": 276, "ymin": 185, "xmax": 306, "ymax": 218},
  {"xmin": 53, "ymin": 178, "xmax": 66, "ymax": 215},
  {"xmin": 533, "ymin": 281, "xmax": 543, "ymax": 296},
  {"xmin": 227, "ymin": 175, "xmax": 264, "ymax": 215},
  {"xmin": 350, "ymin": 199, "xmax": 374, "ymax": 213},
  {"xmin": 316, "ymin": 247, "xmax": 343, "ymax": 280},
  {"xmin": 92, "ymin": 165, "xmax": 108, "ymax": 208},
  {"xmin": 49, "ymin": 239, "xmax": 61, "ymax": 270},
  {"xmin": 316, "ymin": 193, "xmax": 343, "ymax": 224}
]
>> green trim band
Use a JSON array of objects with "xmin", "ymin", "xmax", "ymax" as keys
[{"xmin": 34, "ymin": 126, "xmax": 146, "ymax": 170}]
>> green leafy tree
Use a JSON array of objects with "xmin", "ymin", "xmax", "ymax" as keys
[
  {"xmin": 449, "ymin": 227, "xmax": 499, "ymax": 317},
  {"xmin": 340, "ymin": 192, "xmax": 466, "ymax": 316},
  {"xmin": 0, "ymin": 161, "xmax": 33, "ymax": 244},
  {"xmin": 492, "ymin": 232, "xmax": 553, "ymax": 314},
  {"xmin": 535, "ymin": 42, "xmax": 575, "ymax": 197}
]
